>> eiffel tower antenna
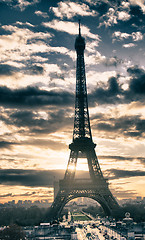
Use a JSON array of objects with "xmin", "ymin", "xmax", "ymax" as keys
[
  {"xmin": 79, "ymin": 19, "xmax": 81, "ymax": 35},
  {"xmin": 46, "ymin": 21, "xmax": 120, "ymax": 222}
]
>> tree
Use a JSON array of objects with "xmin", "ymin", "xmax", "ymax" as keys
[{"xmin": 0, "ymin": 224, "xmax": 26, "ymax": 240}]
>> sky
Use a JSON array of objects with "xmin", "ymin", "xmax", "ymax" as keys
[{"xmin": 0, "ymin": 0, "xmax": 145, "ymax": 204}]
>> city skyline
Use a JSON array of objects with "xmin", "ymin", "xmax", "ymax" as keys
[{"xmin": 0, "ymin": 0, "xmax": 145, "ymax": 204}]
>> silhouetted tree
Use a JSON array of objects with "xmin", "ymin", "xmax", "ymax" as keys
[
  {"xmin": 0, "ymin": 224, "xmax": 26, "ymax": 239},
  {"xmin": 82, "ymin": 203, "xmax": 145, "ymax": 222},
  {"xmin": 0, "ymin": 206, "xmax": 47, "ymax": 226},
  {"xmin": 82, "ymin": 205, "xmax": 105, "ymax": 218}
]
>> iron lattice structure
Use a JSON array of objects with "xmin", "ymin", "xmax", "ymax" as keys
[{"xmin": 47, "ymin": 21, "xmax": 120, "ymax": 221}]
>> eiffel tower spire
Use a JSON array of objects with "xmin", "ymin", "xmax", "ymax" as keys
[
  {"xmin": 79, "ymin": 19, "xmax": 81, "ymax": 35},
  {"xmin": 46, "ymin": 21, "xmax": 120, "ymax": 222},
  {"xmin": 73, "ymin": 19, "xmax": 92, "ymax": 141}
]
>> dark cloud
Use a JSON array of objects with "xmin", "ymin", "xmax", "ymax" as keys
[
  {"xmin": 89, "ymin": 66, "xmax": 145, "ymax": 106},
  {"xmin": 0, "ymin": 138, "xmax": 67, "ymax": 151},
  {"xmin": 50, "ymin": 72, "xmax": 65, "ymax": 81},
  {"xmin": 93, "ymin": 114, "xmax": 145, "ymax": 138},
  {"xmin": 1, "ymin": 66, "xmax": 144, "ymax": 138},
  {"xmin": 128, "ymin": 66, "xmax": 145, "ymax": 94},
  {"xmin": 106, "ymin": 169, "xmax": 145, "ymax": 179},
  {"xmin": 1, "ymin": 166, "xmax": 143, "ymax": 192},
  {"xmin": 0, "ymin": 169, "xmax": 90, "ymax": 187},
  {"xmin": 89, "ymin": 76, "xmax": 121, "ymax": 105},
  {"xmin": 138, "ymin": 157, "xmax": 145, "ymax": 166},
  {"xmin": 0, "ymin": 86, "xmax": 73, "ymax": 108},
  {"xmin": 103, "ymin": 56, "xmax": 122, "ymax": 67},
  {"xmin": 0, "ymin": 109, "xmax": 73, "ymax": 135},
  {"xmin": 87, "ymin": 1, "xmax": 109, "ymax": 16},
  {"xmin": 28, "ymin": 64, "xmax": 44, "ymax": 75},
  {"xmin": 15, "ymin": 191, "xmax": 37, "ymax": 197},
  {"xmin": 16, "ymin": 110, "xmax": 71, "ymax": 133},
  {"xmin": 0, "ymin": 141, "xmax": 17, "ymax": 149},
  {"xmin": 100, "ymin": 155, "xmax": 145, "ymax": 165},
  {"xmin": 0, "ymin": 193, "xmax": 13, "ymax": 198},
  {"xmin": 0, "ymin": 64, "xmax": 16, "ymax": 76},
  {"xmin": 129, "ymin": 5, "xmax": 144, "ymax": 18},
  {"xmin": 100, "ymin": 155, "xmax": 133, "ymax": 161},
  {"xmin": 121, "ymin": 3, "xmax": 145, "ymax": 31},
  {"xmin": 0, "ymin": 169, "xmax": 64, "ymax": 187},
  {"xmin": 5, "ymin": 0, "xmax": 41, "ymax": 11},
  {"xmin": 2, "ymin": 64, "xmax": 144, "ymax": 111},
  {"xmin": 0, "ymin": 192, "xmax": 41, "ymax": 198},
  {"xmin": 127, "ymin": 65, "xmax": 144, "ymax": 76}
]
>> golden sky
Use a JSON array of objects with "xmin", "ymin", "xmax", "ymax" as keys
[{"xmin": 0, "ymin": 0, "xmax": 145, "ymax": 203}]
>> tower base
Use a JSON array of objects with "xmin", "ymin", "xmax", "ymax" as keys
[{"xmin": 46, "ymin": 178, "xmax": 120, "ymax": 222}]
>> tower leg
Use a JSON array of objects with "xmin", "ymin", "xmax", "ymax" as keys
[
  {"xmin": 86, "ymin": 149, "xmax": 120, "ymax": 214},
  {"xmin": 46, "ymin": 150, "xmax": 78, "ymax": 222},
  {"xmin": 46, "ymin": 189, "xmax": 69, "ymax": 221}
]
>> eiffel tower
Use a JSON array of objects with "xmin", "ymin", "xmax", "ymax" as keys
[{"xmin": 47, "ymin": 20, "xmax": 120, "ymax": 221}]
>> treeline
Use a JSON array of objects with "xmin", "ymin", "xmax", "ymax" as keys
[
  {"xmin": 122, "ymin": 203, "xmax": 145, "ymax": 222},
  {"xmin": 0, "ymin": 224, "xmax": 26, "ymax": 240},
  {"xmin": 82, "ymin": 205, "xmax": 105, "ymax": 218},
  {"xmin": 1, "ymin": 202, "xmax": 145, "ymax": 226},
  {"xmin": 0, "ymin": 206, "xmax": 68, "ymax": 226},
  {"xmin": 0, "ymin": 206, "xmax": 47, "ymax": 226},
  {"xmin": 83, "ymin": 202, "xmax": 145, "ymax": 222}
]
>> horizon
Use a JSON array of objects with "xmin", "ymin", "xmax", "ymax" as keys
[{"xmin": 0, "ymin": 0, "xmax": 145, "ymax": 204}]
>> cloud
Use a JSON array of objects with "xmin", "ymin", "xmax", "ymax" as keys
[
  {"xmin": 1, "ymin": 24, "xmax": 52, "ymax": 41},
  {"xmin": 28, "ymin": 64, "xmax": 44, "ymax": 75},
  {"xmin": 0, "ymin": 169, "xmax": 64, "ymax": 187},
  {"xmin": 86, "ymin": 50, "xmax": 122, "ymax": 67},
  {"xmin": 103, "ymin": 56, "xmax": 122, "ymax": 67},
  {"xmin": 98, "ymin": 0, "xmax": 145, "ymax": 29},
  {"xmin": 112, "ymin": 188, "xmax": 137, "ymax": 199},
  {"xmin": 0, "ymin": 23, "xmax": 75, "ymax": 84},
  {"xmin": 50, "ymin": 1, "xmax": 97, "ymax": 19},
  {"xmin": 34, "ymin": 10, "xmax": 49, "ymax": 18},
  {"xmin": 0, "ymin": 141, "xmax": 17, "ymax": 149},
  {"xmin": 1, "ymin": 109, "xmax": 73, "ymax": 135},
  {"xmin": 0, "ymin": 86, "xmax": 73, "ymax": 108},
  {"xmin": 106, "ymin": 168, "xmax": 145, "ymax": 179},
  {"xmin": 129, "ymin": 0, "xmax": 145, "ymax": 12},
  {"xmin": 86, "ymin": 66, "xmax": 145, "ymax": 107},
  {"xmin": 23, "ymin": 139, "xmax": 67, "ymax": 151},
  {"xmin": 123, "ymin": 43, "xmax": 137, "ymax": 48},
  {"xmin": 99, "ymin": 8, "xmax": 118, "ymax": 27},
  {"xmin": 99, "ymin": 6, "xmax": 131, "ymax": 27},
  {"xmin": 112, "ymin": 31, "xmax": 130, "ymax": 41},
  {"xmin": 127, "ymin": 66, "xmax": 145, "ymax": 76},
  {"xmin": 0, "ymin": 64, "xmax": 17, "ymax": 76},
  {"xmin": 0, "ymin": 193, "xmax": 13, "ymax": 198},
  {"xmin": 99, "ymin": 155, "xmax": 143, "ymax": 162},
  {"xmin": 0, "ymin": 169, "xmax": 91, "ymax": 187},
  {"xmin": 2, "ymin": 0, "xmax": 40, "ymax": 11},
  {"xmin": 118, "ymin": 10, "xmax": 131, "ymax": 21},
  {"xmin": 132, "ymin": 31, "xmax": 144, "ymax": 41},
  {"xmin": 15, "ymin": 21, "xmax": 34, "ymax": 27},
  {"xmin": 43, "ymin": 20, "xmax": 100, "ymax": 41},
  {"xmin": 93, "ymin": 114, "xmax": 145, "ymax": 139},
  {"xmin": 112, "ymin": 31, "xmax": 143, "ymax": 42},
  {"xmin": 99, "ymin": 155, "xmax": 145, "ymax": 168},
  {"xmin": 127, "ymin": 65, "xmax": 145, "ymax": 95},
  {"xmin": 0, "ymin": 188, "xmax": 54, "ymax": 201},
  {"xmin": 0, "ymin": 24, "xmax": 53, "ymax": 65},
  {"xmin": 89, "ymin": 76, "xmax": 121, "ymax": 105}
]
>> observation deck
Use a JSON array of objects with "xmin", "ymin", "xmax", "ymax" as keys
[{"xmin": 59, "ymin": 178, "xmax": 109, "ymax": 190}]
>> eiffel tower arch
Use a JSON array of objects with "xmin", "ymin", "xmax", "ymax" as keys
[{"xmin": 46, "ymin": 20, "xmax": 120, "ymax": 222}]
